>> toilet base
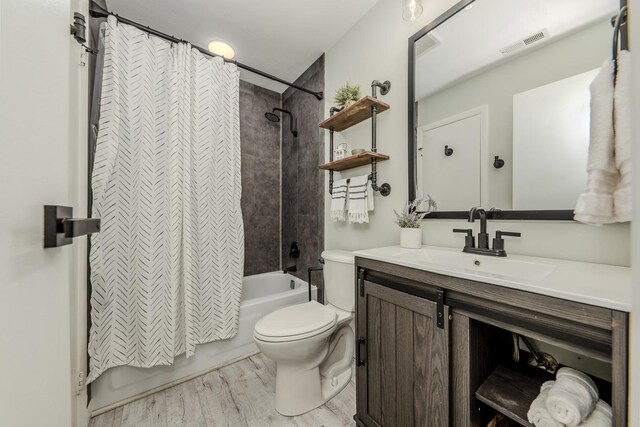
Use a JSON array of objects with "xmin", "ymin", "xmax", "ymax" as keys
[{"xmin": 275, "ymin": 365, "xmax": 353, "ymax": 416}]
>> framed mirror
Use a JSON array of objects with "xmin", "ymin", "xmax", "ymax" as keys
[{"xmin": 408, "ymin": 0, "xmax": 624, "ymax": 220}]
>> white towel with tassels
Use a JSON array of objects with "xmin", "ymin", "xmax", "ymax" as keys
[
  {"xmin": 574, "ymin": 57, "xmax": 618, "ymax": 225},
  {"xmin": 348, "ymin": 175, "xmax": 372, "ymax": 223},
  {"xmin": 330, "ymin": 178, "xmax": 349, "ymax": 222},
  {"xmin": 613, "ymin": 50, "xmax": 632, "ymax": 222}
]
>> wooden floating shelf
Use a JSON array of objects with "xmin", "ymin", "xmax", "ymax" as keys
[
  {"xmin": 475, "ymin": 365, "xmax": 553, "ymax": 427},
  {"xmin": 319, "ymin": 150, "xmax": 389, "ymax": 172},
  {"xmin": 318, "ymin": 96, "xmax": 390, "ymax": 132}
]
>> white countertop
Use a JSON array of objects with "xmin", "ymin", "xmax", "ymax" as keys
[{"xmin": 353, "ymin": 245, "xmax": 632, "ymax": 312}]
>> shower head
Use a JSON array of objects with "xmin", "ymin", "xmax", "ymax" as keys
[
  {"xmin": 265, "ymin": 108, "xmax": 297, "ymax": 137},
  {"xmin": 265, "ymin": 112, "xmax": 280, "ymax": 123}
]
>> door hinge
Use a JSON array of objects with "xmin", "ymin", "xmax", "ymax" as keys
[
  {"xmin": 357, "ymin": 337, "xmax": 367, "ymax": 366},
  {"xmin": 75, "ymin": 371, "xmax": 85, "ymax": 395},
  {"xmin": 358, "ymin": 268, "xmax": 366, "ymax": 297},
  {"xmin": 436, "ymin": 289, "xmax": 445, "ymax": 329}
]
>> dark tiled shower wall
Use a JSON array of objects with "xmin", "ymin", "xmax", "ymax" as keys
[
  {"xmin": 282, "ymin": 55, "xmax": 326, "ymax": 301},
  {"xmin": 240, "ymin": 81, "xmax": 281, "ymax": 276}
]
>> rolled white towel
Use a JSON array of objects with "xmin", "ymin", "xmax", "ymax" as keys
[
  {"xmin": 528, "ymin": 381, "xmax": 564, "ymax": 427},
  {"xmin": 579, "ymin": 400, "xmax": 612, "ymax": 427},
  {"xmin": 546, "ymin": 367, "xmax": 599, "ymax": 426}
]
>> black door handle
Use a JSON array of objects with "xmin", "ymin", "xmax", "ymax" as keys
[
  {"xmin": 62, "ymin": 218, "xmax": 101, "ymax": 238},
  {"xmin": 44, "ymin": 205, "xmax": 101, "ymax": 248}
]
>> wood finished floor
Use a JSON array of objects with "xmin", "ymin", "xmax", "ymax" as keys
[{"xmin": 90, "ymin": 353, "xmax": 356, "ymax": 427}]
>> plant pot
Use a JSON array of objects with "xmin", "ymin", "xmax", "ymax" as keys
[
  {"xmin": 400, "ymin": 228, "xmax": 422, "ymax": 249},
  {"xmin": 344, "ymin": 99, "xmax": 357, "ymax": 108}
]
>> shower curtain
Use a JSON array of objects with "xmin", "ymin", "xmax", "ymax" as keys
[{"xmin": 88, "ymin": 16, "xmax": 244, "ymax": 382}]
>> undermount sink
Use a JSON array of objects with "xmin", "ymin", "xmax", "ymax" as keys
[{"xmin": 391, "ymin": 247, "xmax": 556, "ymax": 283}]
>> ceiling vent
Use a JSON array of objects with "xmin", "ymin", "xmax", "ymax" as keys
[
  {"xmin": 499, "ymin": 29, "xmax": 549, "ymax": 56},
  {"xmin": 416, "ymin": 32, "xmax": 441, "ymax": 56}
]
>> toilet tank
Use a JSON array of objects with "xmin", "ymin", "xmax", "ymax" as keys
[{"xmin": 321, "ymin": 250, "xmax": 355, "ymax": 312}]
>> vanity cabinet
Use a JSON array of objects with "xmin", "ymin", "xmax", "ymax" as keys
[
  {"xmin": 356, "ymin": 280, "xmax": 450, "ymax": 427},
  {"xmin": 354, "ymin": 257, "xmax": 629, "ymax": 427}
]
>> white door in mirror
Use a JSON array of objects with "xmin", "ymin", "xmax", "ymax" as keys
[{"xmin": 418, "ymin": 110, "xmax": 483, "ymax": 210}]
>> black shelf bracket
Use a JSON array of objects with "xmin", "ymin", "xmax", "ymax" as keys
[
  {"xmin": 327, "ymin": 106, "xmax": 343, "ymax": 196},
  {"xmin": 369, "ymin": 80, "xmax": 391, "ymax": 197}
]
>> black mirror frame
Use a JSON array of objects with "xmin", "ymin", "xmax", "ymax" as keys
[{"xmin": 407, "ymin": 0, "xmax": 574, "ymax": 221}]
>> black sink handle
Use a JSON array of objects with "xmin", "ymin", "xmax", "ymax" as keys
[
  {"xmin": 453, "ymin": 228, "xmax": 475, "ymax": 249},
  {"xmin": 495, "ymin": 231, "xmax": 521, "ymax": 239}
]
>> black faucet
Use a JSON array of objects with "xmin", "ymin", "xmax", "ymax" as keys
[
  {"xmin": 468, "ymin": 207, "xmax": 489, "ymax": 249},
  {"xmin": 452, "ymin": 207, "xmax": 521, "ymax": 257},
  {"xmin": 283, "ymin": 265, "xmax": 297, "ymax": 274}
]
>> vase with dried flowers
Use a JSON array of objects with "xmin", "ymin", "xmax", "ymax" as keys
[{"xmin": 393, "ymin": 195, "xmax": 436, "ymax": 249}]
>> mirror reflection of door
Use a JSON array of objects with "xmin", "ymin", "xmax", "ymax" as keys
[{"xmin": 417, "ymin": 107, "xmax": 487, "ymax": 210}]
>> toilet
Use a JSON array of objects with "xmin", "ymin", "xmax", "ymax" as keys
[{"xmin": 253, "ymin": 250, "xmax": 355, "ymax": 416}]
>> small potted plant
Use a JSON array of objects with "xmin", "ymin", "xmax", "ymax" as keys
[
  {"xmin": 393, "ymin": 196, "xmax": 436, "ymax": 249},
  {"xmin": 334, "ymin": 81, "xmax": 362, "ymax": 109}
]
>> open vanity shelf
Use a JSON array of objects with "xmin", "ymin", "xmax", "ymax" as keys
[
  {"xmin": 318, "ymin": 96, "xmax": 390, "ymax": 131},
  {"xmin": 319, "ymin": 150, "xmax": 389, "ymax": 171},
  {"xmin": 475, "ymin": 365, "xmax": 553, "ymax": 427},
  {"xmin": 475, "ymin": 364, "xmax": 612, "ymax": 427},
  {"xmin": 319, "ymin": 80, "xmax": 392, "ymax": 196}
]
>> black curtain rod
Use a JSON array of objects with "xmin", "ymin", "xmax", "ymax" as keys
[{"xmin": 88, "ymin": 3, "xmax": 324, "ymax": 101}]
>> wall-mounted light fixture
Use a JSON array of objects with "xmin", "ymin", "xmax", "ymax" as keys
[{"xmin": 402, "ymin": 0, "xmax": 423, "ymax": 22}]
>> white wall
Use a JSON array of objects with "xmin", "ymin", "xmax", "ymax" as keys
[
  {"xmin": 0, "ymin": 0, "xmax": 89, "ymax": 425},
  {"xmin": 324, "ymin": 0, "xmax": 630, "ymax": 267},
  {"xmin": 629, "ymin": 0, "xmax": 639, "ymax": 425},
  {"xmin": 324, "ymin": 0, "xmax": 462, "ymax": 252}
]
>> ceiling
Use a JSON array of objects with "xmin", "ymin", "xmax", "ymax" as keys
[
  {"xmin": 415, "ymin": 0, "xmax": 619, "ymax": 100},
  {"xmin": 106, "ymin": 0, "xmax": 380, "ymax": 93}
]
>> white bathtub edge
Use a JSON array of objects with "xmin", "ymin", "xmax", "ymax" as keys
[{"xmin": 90, "ymin": 347, "xmax": 260, "ymax": 417}]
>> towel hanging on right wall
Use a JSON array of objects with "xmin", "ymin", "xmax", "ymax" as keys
[{"xmin": 574, "ymin": 51, "xmax": 632, "ymax": 225}]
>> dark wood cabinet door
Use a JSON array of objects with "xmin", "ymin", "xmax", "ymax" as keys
[{"xmin": 356, "ymin": 280, "xmax": 450, "ymax": 427}]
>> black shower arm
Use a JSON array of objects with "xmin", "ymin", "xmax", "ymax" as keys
[{"xmin": 272, "ymin": 108, "xmax": 297, "ymax": 135}]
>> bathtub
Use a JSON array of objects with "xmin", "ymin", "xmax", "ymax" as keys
[{"xmin": 90, "ymin": 272, "xmax": 317, "ymax": 414}]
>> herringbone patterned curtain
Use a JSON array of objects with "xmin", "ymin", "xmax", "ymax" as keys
[{"xmin": 88, "ymin": 16, "xmax": 244, "ymax": 382}]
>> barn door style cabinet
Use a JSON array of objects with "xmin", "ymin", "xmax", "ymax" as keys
[
  {"xmin": 353, "ymin": 255, "xmax": 629, "ymax": 427},
  {"xmin": 356, "ymin": 280, "xmax": 450, "ymax": 427}
]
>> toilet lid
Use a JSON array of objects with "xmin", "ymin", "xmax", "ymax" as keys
[{"xmin": 254, "ymin": 301, "xmax": 337, "ymax": 341}]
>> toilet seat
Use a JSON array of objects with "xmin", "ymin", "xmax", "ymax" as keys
[{"xmin": 254, "ymin": 301, "xmax": 338, "ymax": 343}]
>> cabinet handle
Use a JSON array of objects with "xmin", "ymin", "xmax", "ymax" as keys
[
  {"xmin": 357, "ymin": 337, "xmax": 366, "ymax": 366},
  {"xmin": 436, "ymin": 289, "xmax": 445, "ymax": 329}
]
